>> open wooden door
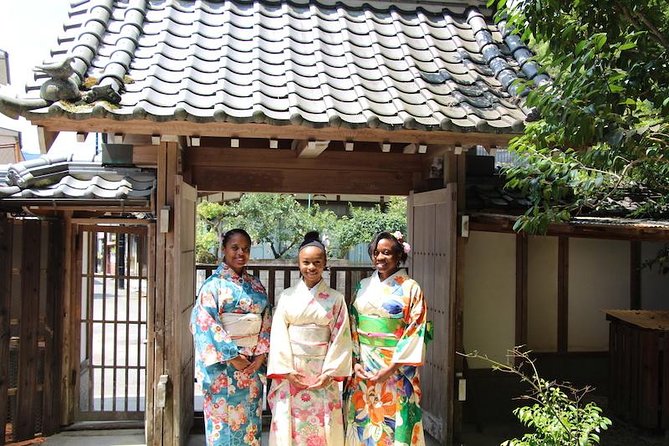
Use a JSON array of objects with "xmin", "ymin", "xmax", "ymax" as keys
[
  {"xmin": 407, "ymin": 186, "xmax": 457, "ymax": 444},
  {"xmin": 172, "ymin": 176, "xmax": 197, "ymax": 445}
]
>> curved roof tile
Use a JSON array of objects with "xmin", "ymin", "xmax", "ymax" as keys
[{"xmin": 16, "ymin": 0, "xmax": 534, "ymax": 133}]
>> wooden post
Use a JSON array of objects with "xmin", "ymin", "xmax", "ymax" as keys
[
  {"xmin": 557, "ymin": 237, "xmax": 569, "ymax": 353},
  {"xmin": 515, "ymin": 234, "xmax": 528, "ymax": 349},
  {"xmin": 0, "ymin": 218, "xmax": 12, "ymax": 444},
  {"xmin": 15, "ymin": 220, "xmax": 41, "ymax": 440}
]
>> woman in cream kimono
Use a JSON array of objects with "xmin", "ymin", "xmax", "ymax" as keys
[
  {"xmin": 267, "ymin": 232, "xmax": 352, "ymax": 445},
  {"xmin": 345, "ymin": 231, "xmax": 428, "ymax": 446},
  {"xmin": 190, "ymin": 229, "xmax": 271, "ymax": 446}
]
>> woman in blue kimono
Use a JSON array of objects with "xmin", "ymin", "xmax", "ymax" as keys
[{"xmin": 190, "ymin": 228, "xmax": 272, "ymax": 446}]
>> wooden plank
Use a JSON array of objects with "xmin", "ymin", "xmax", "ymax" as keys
[
  {"xmin": 145, "ymin": 224, "xmax": 157, "ymax": 444},
  {"xmin": 163, "ymin": 141, "xmax": 179, "ymax": 445},
  {"xmin": 35, "ymin": 117, "xmax": 516, "ymax": 147},
  {"xmin": 133, "ymin": 145, "xmax": 159, "ymax": 166},
  {"xmin": 557, "ymin": 237, "xmax": 569, "ymax": 353},
  {"xmin": 187, "ymin": 147, "xmax": 424, "ymax": 172},
  {"xmin": 42, "ymin": 221, "xmax": 64, "ymax": 435},
  {"xmin": 149, "ymin": 142, "xmax": 168, "ymax": 446},
  {"xmin": 662, "ymin": 332, "xmax": 669, "ymax": 430},
  {"xmin": 191, "ymin": 165, "xmax": 415, "ymax": 195},
  {"xmin": 0, "ymin": 219, "xmax": 13, "ymax": 444},
  {"xmin": 61, "ymin": 212, "xmax": 75, "ymax": 425},
  {"xmin": 638, "ymin": 331, "xmax": 659, "ymax": 429},
  {"xmin": 469, "ymin": 214, "xmax": 669, "ymax": 241},
  {"xmin": 15, "ymin": 220, "xmax": 41, "ymax": 440}
]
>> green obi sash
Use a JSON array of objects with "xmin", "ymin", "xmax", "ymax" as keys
[{"xmin": 357, "ymin": 314, "xmax": 405, "ymax": 347}]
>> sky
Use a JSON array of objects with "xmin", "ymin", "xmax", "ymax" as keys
[{"xmin": 0, "ymin": 0, "xmax": 95, "ymax": 157}]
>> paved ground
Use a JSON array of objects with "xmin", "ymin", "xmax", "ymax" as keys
[
  {"xmin": 42, "ymin": 429, "xmax": 443, "ymax": 446},
  {"xmin": 34, "ymin": 424, "xmax": 669, "ymax": 446}
]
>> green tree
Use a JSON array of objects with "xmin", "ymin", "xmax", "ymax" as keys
[
  {"xmin": 196, "ymin": 193, "xmax": 338, "ymax": 261},
  {"xmin": 195, "ymin": 194, "xmax": 408, "ymax": 262},
  {"xmin": 490, "ymin": 0, "xmax": 669, "ymax": 233},
  {"xmin": 332, "ymin": 197, "xmax": 407, "ymax": 258}
]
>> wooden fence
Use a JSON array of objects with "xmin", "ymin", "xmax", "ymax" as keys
[
  {"xmin": 196, "ymin": 263, "xmax": 373, "ymax": 306},
  {"xmin": 0, "ymin": 218, "xmax": 64, "ymax": 445}
]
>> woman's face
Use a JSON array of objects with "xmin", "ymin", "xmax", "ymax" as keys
[
  {"xmin": 223, "ymin": 233, "xmax": 251, "ymax": 275},
  {"xmin": 372, "ymin": 238, "xmax": 400, "ymax": 280},
  {"xmin": 299, "ymin": 245, "xmax": 326, "ymax": 289}
]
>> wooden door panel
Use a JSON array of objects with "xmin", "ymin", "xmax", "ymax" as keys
[{"xmin": 408, "ymin": 186, "xmax": 456, "ymax": 444}]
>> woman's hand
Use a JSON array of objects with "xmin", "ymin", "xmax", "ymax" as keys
[
  {"xmin": 353, "ymin": 363, "xmax": 372, "ymax": 380},
  {"xmin": 228, "ymin": 354, "xmax": 251, "ymax": 371},
  {"xmin": 368, "ymin": 364, "xmax": 400, "ymax": 384},
  {"xmin": 307, "ymin": 374, "xmax": 332, "ymax": 390},
  {"xmin": 242, "ymin": 354, "xmax": 266, "ymax": 375},
  {"xmin": 286, "ymin": 372, "xmax": 309, "ymax": 389}
]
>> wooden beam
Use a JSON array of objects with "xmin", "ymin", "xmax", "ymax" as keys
[
  {"xmin": 32, "ymin": 117, "xmax": 518, "ymax": 146},
  {"xmin": 345, "ymin": 141, "xmax": 354, "ymax": 151},
  {"xmin": 37, "ymin": 126, "xmax": 58, "ymax": 154},
  {"xmin": 269, "ymin": 139, "xmax": 279, "ymax": 149},
  {"xmin": 133, "ymin": 144, "xmax": 158, "ymax": 166},
  {"xmin": 186, "ymin": 147, "xmax": 424, "ymax": 173},
  {"xmin": 380, "ymin": 143, "xmax": 391, "ymax": 153},
  {"xmin": 191, "ymin": 165, "xmax": 415, "ymax": 195},
  {"xmin": 515, "ymin": 234, "xmax": 528, "ymax": 350},
  {"xmin": 292, "ymin": 140, "xmax": 330, "ymax": 158},
  {"xmin": 468, "ymin": 213, "xmax": 669, "ymax": 241},
  {"xmin": 76, "ymin": 132, "xmax": 87, "ymax": 143},
  {"xmin": 630, "ymin": 241, "xmax": 641, "ymax": 310}
]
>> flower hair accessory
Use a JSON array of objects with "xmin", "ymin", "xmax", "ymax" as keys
[{"xmin": 393, "ymin": 231, "xmax": 412, "ymax": 254}]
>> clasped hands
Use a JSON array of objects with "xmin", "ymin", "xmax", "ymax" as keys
[
  {"xmin": 353, "ymin": 362, "xmax": 398, "ymax": 383},
  {"xmin": 286, "ymin": 372, "xmax": 332, "ymax": 390},
  {"xmin": 228, "ymin": 353, "xmax": 265, "ymax": 374}
]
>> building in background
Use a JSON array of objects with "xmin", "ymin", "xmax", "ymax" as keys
[{"xmin": 0, "ymin": 48, "xmax": 23, "ymax": 163}]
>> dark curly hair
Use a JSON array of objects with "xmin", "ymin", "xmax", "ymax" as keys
[
  {"xmin": 222, "ymin": 228, "xmax": 252, "ymax": 247},
  {"xmin": 367, "ymin": 231, "xmax": 408, "ymax": 264}
]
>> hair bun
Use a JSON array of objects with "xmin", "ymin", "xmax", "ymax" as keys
[{"xmin": 303, "ymin": 230, "xmax": 320, "ymax": 243}]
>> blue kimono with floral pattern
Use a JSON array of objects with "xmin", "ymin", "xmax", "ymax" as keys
[{"xmin": 190, "ymin": 264, "xmax": 271, "ymax": 446}]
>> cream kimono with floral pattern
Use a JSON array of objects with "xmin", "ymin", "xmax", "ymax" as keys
[{"xmin": 267, "ymin": 279, "xmax": 353, "ymax": 446}]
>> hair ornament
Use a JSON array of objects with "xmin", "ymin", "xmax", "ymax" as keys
[{"xmin": 393, "ymin": 231, "xmax": 411, "ymax": 254}]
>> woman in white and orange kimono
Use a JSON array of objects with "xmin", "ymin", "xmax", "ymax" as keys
[
  {"xmin": 345, "ymin": 231, "xmax": 429, "ymax": 446},
  {"xmin": 267, "ymin": 231, "xmax": 352, "ymax": 445}
]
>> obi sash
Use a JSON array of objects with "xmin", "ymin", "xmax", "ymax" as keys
[
  {"xmin": 221, "ymin": 312, "xmax": 262, "ymax": 348},
  {"xmin": 357, "ymin": 314, "xmax": 406, "ymax": 347},
  {"xmin": 287, "ymin": 324, "xmax": 331, "ymax": 357}
]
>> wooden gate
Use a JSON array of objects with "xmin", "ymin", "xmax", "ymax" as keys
[
  {"xmin": 172, "ymin": 177, "xmax": 197, "ymax": 443},
  {"xmin": 75, "ymin": 225, "xmax": 149, "ymax": 422},
  {"xmin": 408, "ymin": 186, "xmax": 457, "ymax": 444}
]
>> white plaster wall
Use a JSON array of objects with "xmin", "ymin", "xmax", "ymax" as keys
[
  {"xmin": 640, "ymin": 241, "xmax": 669, "ymax": 310},
  {"xmin": 463, "ymin": 231, "xmax": 516, "ymax": 368},
  {"xmin": 568, "ymin": 238, "xmax": 629, "ymax": 351},
  {"xmin": 527, "ymin": 236, "xmax": 558, "ymax": 351}
]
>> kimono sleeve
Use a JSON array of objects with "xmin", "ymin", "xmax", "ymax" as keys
[
  {"xmin": 391, "ymin": 280, "xmax": 427, "ymax": 365},
  {"xmin": 321, "ymin": 294, "xmax": 352, "ymax": 379},
  {"xmin": 349, "ymin": 285, "xmax": 362, "ymax": 364},
  {"xmin": 253, "ymin": 302, "xmax": 272, "ymax": 356},
  {"xmin": 190, "ymin": 280, "xmax": 239, "ymax": 367},
  {"xmin": 266, "ymin": 294, "xmax": 295, "ymax": 378}
]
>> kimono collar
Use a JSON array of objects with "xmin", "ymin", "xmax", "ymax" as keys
[
  {"xmin": 218, "ymin": 262, "xmax": 248, "ymax": 283},
  {"xmin": 300, "ymin": 278, "xmax": 325, "ymax": 295},
  {"xmin": 373, "ymin": 268, "xmax": 408, "ymax": 285}
]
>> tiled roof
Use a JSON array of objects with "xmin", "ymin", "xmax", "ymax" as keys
[
  {"xmin": 0, "ymin": 155, "xmax": 155, "ymax": 205},
  {"xmin": 16, "ymin": 0, "xmax": 545, "ymax": 133}
]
